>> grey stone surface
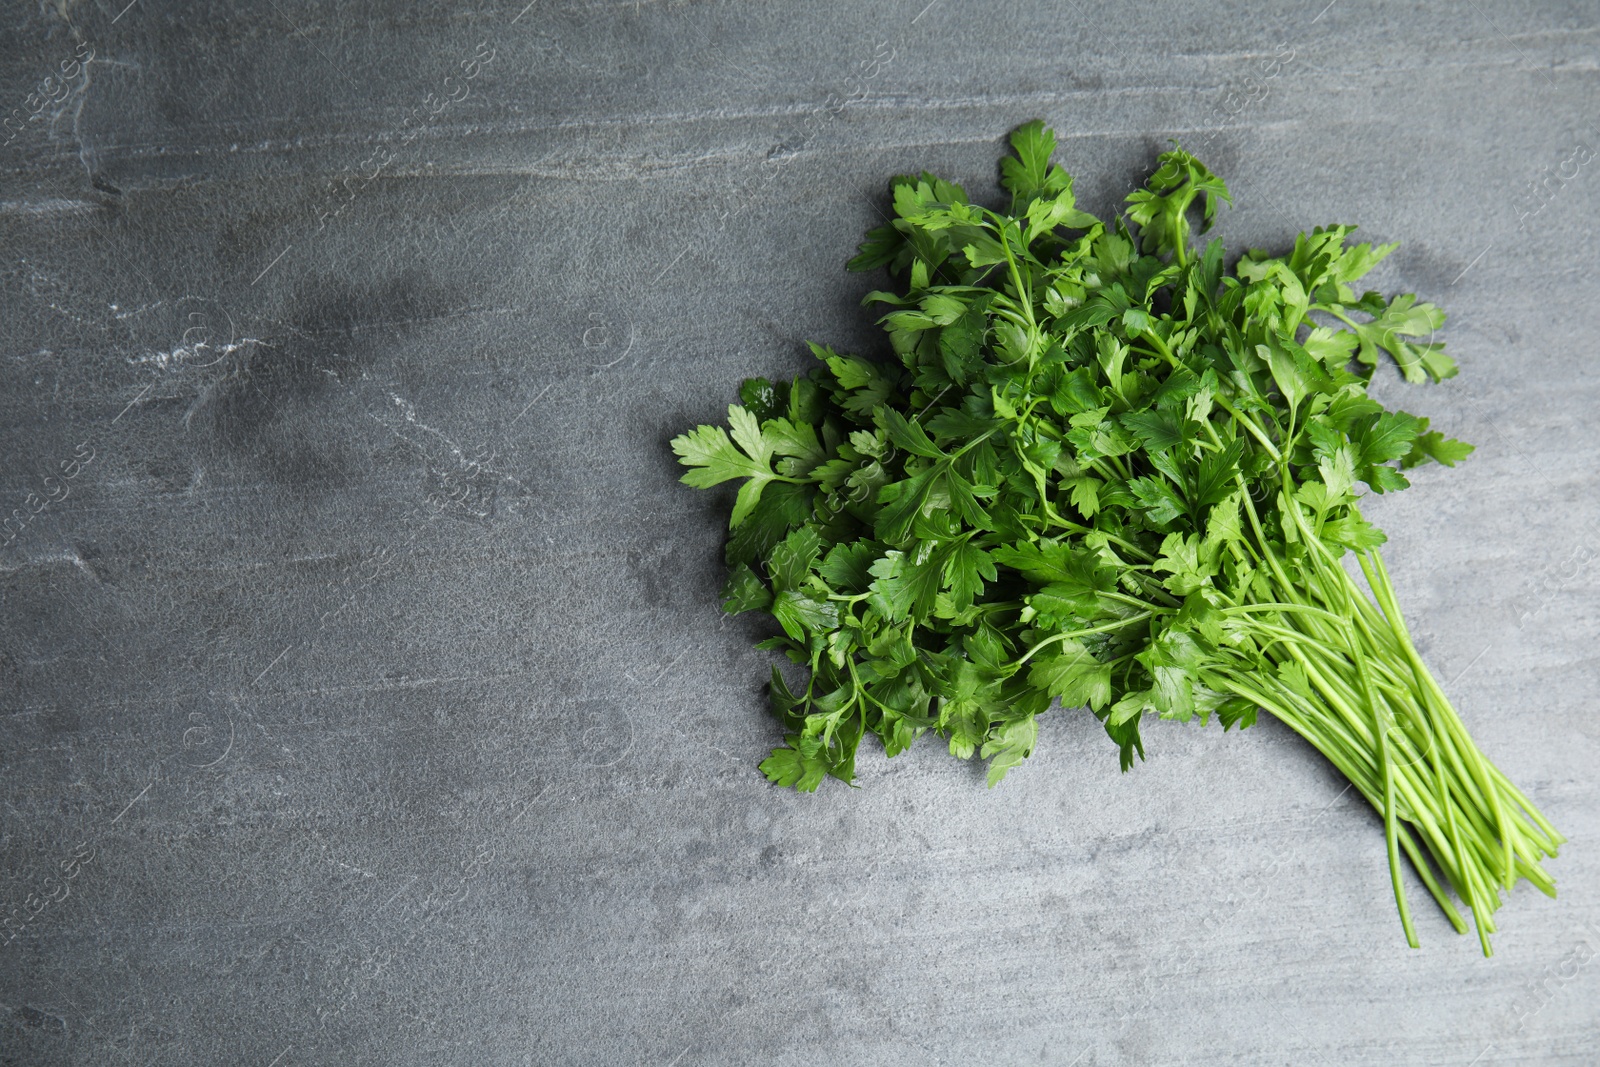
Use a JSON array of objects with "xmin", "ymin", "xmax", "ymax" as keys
[{"xmin": 1, "ymin": 1, "xmax": 1596, "ymax": 1063}]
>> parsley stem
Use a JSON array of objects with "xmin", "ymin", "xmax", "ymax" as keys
[
  {"xmin": 1045, "ymin": 514, "xmax": 1155, "ymax": 561},
  {"xmin": 1218, "ymin": 538, "xmax": 1558, "ymax": 952},
  {"xmin": 949, "ymin": 427, "xmax": 998, "ymax": 460},
  {"xmin": 1014, "ymin": 612, "xmax": 1155, "ymax": 666},
  {"xmin": 1215, "ymin": 393, "xmax": 1282, "ymax": 461},
  {"xmin": 1361, "ymin": 549, "xmax": 1518, "ymax": 890},
  {"xmin": 1213, "ymin": 669, "xmax": 1470, "ymax": 933},
  {"xmin": 1221, "ymin": 603, "xmax": 1348, "ymax": 626},
  {"xmin": 1345, "ymin": 569, "xmax": 1421, "ymax": 947},
  {"xmin": 989, "ymin": 211, "xmax": 1040, "ymax": 336},
  {"xmin": 1103, "ymin": 590, "xmax": 1166, "ymax": 612}
]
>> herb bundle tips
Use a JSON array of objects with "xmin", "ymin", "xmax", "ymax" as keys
[{"xmin": 671, "ymin": 121, "xmax": 1562, "ymax": 952}]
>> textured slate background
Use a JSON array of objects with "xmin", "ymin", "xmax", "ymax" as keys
[{"xmin": 2, "ymin": 1, "xmax": 1597, "ymax": 1064}]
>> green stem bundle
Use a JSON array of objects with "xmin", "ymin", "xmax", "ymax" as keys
[{"xmin": 1207, "ymin": 511, "xmax": 1563, "ymax": 954}]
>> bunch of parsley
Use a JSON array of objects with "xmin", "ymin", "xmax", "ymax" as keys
[{"xmin": 671, "ymin": 122, "xmax": 1562, "ymax": 952}]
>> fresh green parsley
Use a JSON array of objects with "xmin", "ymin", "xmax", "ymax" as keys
[{"xmin": 671, "ymin": 121, "xmax": 1561, "ymax": 953}]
